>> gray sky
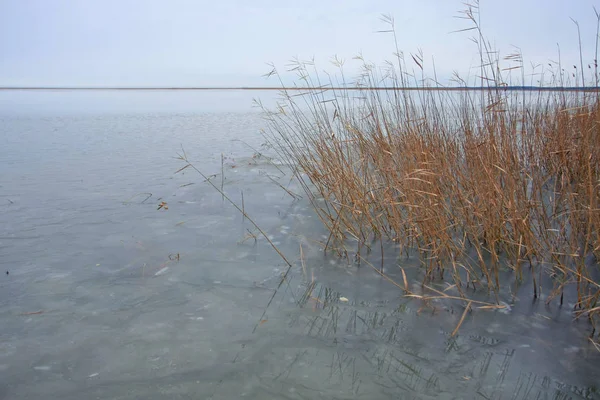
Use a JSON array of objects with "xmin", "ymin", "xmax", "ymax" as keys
[{"xmin": 1, "ymin": 0, "xmax": 599, "ymax": 87}]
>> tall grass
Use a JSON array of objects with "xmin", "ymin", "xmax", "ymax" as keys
[{"xmin": 260, "ymin": 3, "xmax": 600, "ymax": 335}]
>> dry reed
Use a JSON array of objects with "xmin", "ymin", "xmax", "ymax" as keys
[{"xmin": 260, "ymin": 2, "xmax": 600, "ymax": 337}]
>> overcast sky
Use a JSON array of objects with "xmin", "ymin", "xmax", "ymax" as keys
[{"xmin": 1, "ymin": 0, "xmax": 599, "ymax": 87}]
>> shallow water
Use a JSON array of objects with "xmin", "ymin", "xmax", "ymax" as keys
[{"xmin": 1, "ymin": 90, "xmax": 599, "ymax": 400}]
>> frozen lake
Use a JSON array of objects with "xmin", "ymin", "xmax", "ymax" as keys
[{"xmin": 0, "ymin": 90, "xmax": 599, "ymax": 399}]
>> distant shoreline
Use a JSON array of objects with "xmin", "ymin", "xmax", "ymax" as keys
[{"xmin": 1, "ymin": 86, "xmax": 599, "ymax": 92}]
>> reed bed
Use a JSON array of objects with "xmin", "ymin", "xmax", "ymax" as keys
[{"xmin": 260, "ymin": 5, "xmax": 600, "ymax": 334}]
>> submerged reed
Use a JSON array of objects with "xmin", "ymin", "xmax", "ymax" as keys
[{"xmin": 260, "ymin": 3, "xmax": 600, "ymax": 335}]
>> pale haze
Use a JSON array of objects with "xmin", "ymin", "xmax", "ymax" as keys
[{"xmin": 1, "ymin": 0, "xmax": 599, "ymax": 87}]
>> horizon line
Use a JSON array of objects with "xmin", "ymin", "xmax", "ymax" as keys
[{"xmin": 1, "ymin": 86, "xmax": 600, "ymax": 92}]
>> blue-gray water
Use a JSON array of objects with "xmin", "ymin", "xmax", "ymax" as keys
[{"xmin": 1, "ymin": 90, "xmax": 599, "ymax": 400}]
